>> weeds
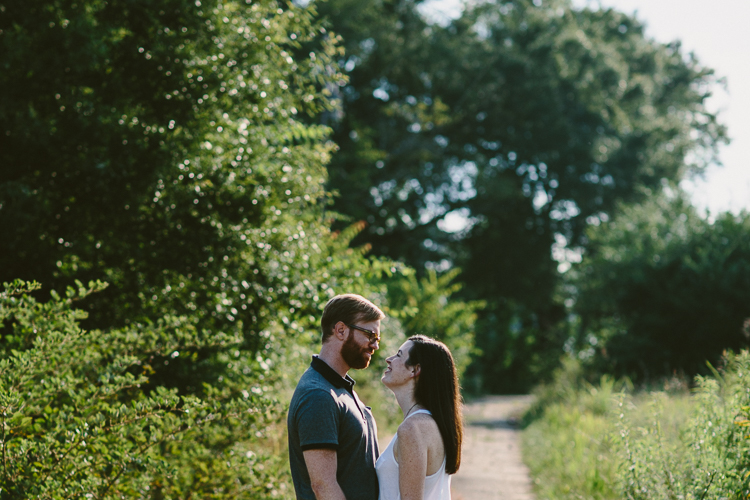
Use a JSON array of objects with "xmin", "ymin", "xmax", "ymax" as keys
[
  {"xmin": 616, "ymin": 353, "xmax": 750, "ymax": 500},
  {"xmin": 522, "ymin": 351, "xmax": 750, "ymax": 500}
]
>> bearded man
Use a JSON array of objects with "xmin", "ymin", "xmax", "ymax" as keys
[{"xmin": 287, "ymin": 293, "xmax": 385, "ymax": 500}]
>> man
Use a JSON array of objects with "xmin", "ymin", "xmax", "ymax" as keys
[{"xmin": 288, "ymin": 293, "xmax": 385, "ymax": 500}]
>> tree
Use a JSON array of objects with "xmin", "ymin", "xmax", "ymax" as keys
[
  {"xmin": 0, "ymin": 0, "xmax": 348, "ymax": 496},
  {"xmin": 0, "ymin": 0, "xmax": 349, "ymax": 380},
  {"xmin": 0, "ymin": 1, "xmax": 482, "ymax": 496},
  {"xmin": 317, "ymin": 0, "xmax": 726, "ymax": 391},
  {"xmin": 572, "ymin": 191, "xmax": 750, "ymax": 379},
  {"xmin": 0, "ymin": 0, "xmax": 346, "ymax": 316}
]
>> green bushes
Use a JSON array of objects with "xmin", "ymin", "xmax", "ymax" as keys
[
  {"xmin": 0, "ymin": 280, "xmax": 287, "ymax": 498},
  {"xmin": 0, "ymin": 257, "xmax": 478, "ymax": 497},
  {"xmin": 573, "ymin": 194, "xmax": 750, "ymax": 380},
  {"xmin": 522, "ymin": 353, "xmax": 750, "ymax": 500}
]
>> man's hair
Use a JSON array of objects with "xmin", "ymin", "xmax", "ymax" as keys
[
  {"xmin": 405, "ymin": 335, "xmax": 463, "ymax": 474},
  {"xmin": 320, "ymin": 294, "xmax": 385, "ymax": 343}
]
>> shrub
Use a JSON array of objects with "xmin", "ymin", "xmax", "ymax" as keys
[{"xmin": 0, "ymin": 280, "xmax": 283, "ymax": 499}]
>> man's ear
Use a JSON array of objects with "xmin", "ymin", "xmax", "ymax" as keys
[{"xmin": 333, "ymin": 321, "xmax": 348, "ymax": 340}]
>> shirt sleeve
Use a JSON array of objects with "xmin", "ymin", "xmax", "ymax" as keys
[{"xmin": 295, "ymin": 388, "xmax": 340, "ymax": 451}]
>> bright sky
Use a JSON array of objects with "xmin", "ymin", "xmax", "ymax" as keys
[{"xmin": 421, "ymin": 0, "xmax": 750, "ymax": 216}]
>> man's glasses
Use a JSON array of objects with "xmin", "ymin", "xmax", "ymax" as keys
[{"xmin": 345, "ymin": 323, "xmax": 381, "ymax": 344}]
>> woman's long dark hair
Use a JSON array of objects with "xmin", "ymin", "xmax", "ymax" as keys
[{"xmin": 405, "ymin": 335, "xmax": 463, "ymax": 474}]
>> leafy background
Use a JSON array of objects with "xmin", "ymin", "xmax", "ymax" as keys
[{"xmin": 0, "ymin": 0, "xmax": 748, "ymax": 498}]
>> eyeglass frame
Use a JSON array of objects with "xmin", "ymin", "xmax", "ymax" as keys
[{"xmin": 345, "ymin": 323, "xmax": 381, "ymax": 344}]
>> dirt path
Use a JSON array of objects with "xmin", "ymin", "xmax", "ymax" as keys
[{"xmin": 451, "ymin": 395, "xmax": 535, "ymax": 500}]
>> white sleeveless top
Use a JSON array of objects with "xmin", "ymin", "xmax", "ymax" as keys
[{"xmin": 375, "ymin": 409, "xmax": 452, "ymax": 500}]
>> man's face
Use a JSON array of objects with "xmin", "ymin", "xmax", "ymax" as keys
[{"xmin": 341, "ymin": 319, "xmax": 381, "ymax": 370}]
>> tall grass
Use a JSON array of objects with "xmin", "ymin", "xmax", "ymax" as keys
[
  {"xmin": 521, "ymin": 352, "xmax": 750, "ymax": 500},
  {"xmin": 616, "ymin": 354, "xmax": 750, "ymax": 499},
  {"xmin": 521, "ymin": 358, "xmax": 628, "ymax": 500}
]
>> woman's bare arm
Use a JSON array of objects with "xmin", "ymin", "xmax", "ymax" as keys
[{"xmin": 396, "ymin": 417, "xmax": 428, "ymax": 500}]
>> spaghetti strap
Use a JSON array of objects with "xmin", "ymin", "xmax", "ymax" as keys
[{"xmin": 403, "ymin": 408, "xmax": 431, "ymax": 421}]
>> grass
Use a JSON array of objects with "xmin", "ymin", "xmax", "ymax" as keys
[
  {"xmin": 521, "ymin": 362, "xmax": 628, "ymax": 500},
  {"xmin": 521, "ymin": 353, "xmax": 750, "ymax": 500}
]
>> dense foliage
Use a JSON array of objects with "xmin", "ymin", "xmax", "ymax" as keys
[
  {"xmin": 0, "ymin": 0, "xmax": 343, "ymax": 348},
  {"xmin": 0, "ymin": 0, "xmax": 353, "ymax": 493},
  {"xmin": 572, "ymin": 192, "xmax": 750, "ymax": 379},
  {"xmin": 0, "ymin": 1, "xmax": 482, "ymax": 496},
  {"xmin": 317, "ymin": 0, "xmax": 727, "ymax": 391},
  {"xmin": 0, "ymin": 280, "xmax": 284, "ymax": 498}
]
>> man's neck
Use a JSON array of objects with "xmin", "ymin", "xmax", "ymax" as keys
[{"xmin": 318, "ymin": 345, "xmax": 350, "ymax": 378}]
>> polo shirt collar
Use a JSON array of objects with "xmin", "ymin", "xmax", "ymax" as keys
[{"xmin": 311, "ymin": 355, "xmax": 355, "ymax": 391}]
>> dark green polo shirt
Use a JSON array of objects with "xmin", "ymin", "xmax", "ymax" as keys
[{"xmin": 287, "ymin": 356, "xmax": 379, "ymax": 500}]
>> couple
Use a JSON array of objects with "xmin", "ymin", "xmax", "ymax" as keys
[{"xmin": 287, "ymin": 294, "xmax": 463, "ymax": 500}]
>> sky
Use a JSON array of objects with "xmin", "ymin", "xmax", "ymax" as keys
[{"xmin": 420, "ymin": 0, "xmax": 750, "ymax": 216}]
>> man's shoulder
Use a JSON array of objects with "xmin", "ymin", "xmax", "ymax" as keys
[
  {"xmin": 291, "ymin": 368, "xmax": 338, "ymax": 404},
  {"xmin": 295, "ymin": 366, "xmax": 332, "ymax": 391}
]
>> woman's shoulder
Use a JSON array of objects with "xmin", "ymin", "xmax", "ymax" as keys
[
  {"xmin": 397, "ymin": 412, "xmax": 440, "ymax": 440},
  {"xmin": 396, "ymin": 411, "xmax": 445, "ymax": 473}
]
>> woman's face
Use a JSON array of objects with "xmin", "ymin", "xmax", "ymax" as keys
[{"xmin": 381, "ymin": 340, "xmax": 415, "ymax": 388}]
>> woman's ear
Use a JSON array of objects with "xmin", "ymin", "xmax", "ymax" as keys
[{"xmin": 411, "ymin": 364, "xmax": 421, "ymax": 378}]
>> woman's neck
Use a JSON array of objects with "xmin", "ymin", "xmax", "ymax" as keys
[{"xmin": 392, "ymin": 386, "xmax": 419, "ymax": 419}]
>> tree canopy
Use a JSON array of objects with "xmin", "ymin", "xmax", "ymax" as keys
[
  {"xmin": 0, "ymin": 0, "xmax": 345, "ymax": 358},
  {"xmin": 573, "ymin": 193, "xmax": 750, "ymax": 379},
  {"xmin": 317, "ymin": 0, "xmax": 727, "ymax": 390}
]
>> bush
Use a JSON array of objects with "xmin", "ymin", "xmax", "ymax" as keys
[
  {"xmin": 0, "ymin": 280, "xmax": 287, "ymax": 499},
  {"xmin": 0, "ymin": 237, "xmax": 478, "ymax": 497}
]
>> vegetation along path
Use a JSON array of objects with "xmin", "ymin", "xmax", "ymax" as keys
[{"xmin": 452, "ymin": 395, "xmax": 535, "ymax": 500}]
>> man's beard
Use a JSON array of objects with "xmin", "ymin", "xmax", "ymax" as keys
[{"xmin": 341, "ymin": 332, "xmax": 371, "ymax": 369}]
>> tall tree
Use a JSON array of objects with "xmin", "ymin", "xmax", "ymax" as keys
[
  {"xmin": 0, "ymin": 2, "xmax": 482, "ymax": 494},
  {"xmin": 318, "ymin": 0, "xmax": 726, "ymax": 391},
  {"xmin": 572, "ymin": 192, "xmax": 750, "ymax": 380},
  {"xmin": 0, "ymin": 0, "xmax": 349, "ymax": 495},
  {"xmin": 0, "ymin": 0, "xmax": 344, "ymax": 355}
]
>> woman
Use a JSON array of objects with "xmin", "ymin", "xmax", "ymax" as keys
[{"xmin": 376, "ymin": 335, "xmax": 463, "ymax": 500}]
